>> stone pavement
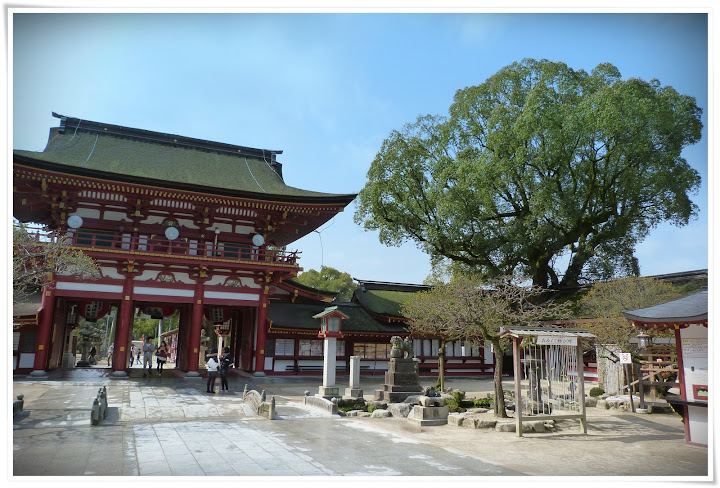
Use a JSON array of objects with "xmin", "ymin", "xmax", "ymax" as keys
[{"xmin": 11, "ymin": 371, "xmax": 710, "ymax": 479}]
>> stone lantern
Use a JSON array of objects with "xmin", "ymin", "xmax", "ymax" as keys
[{"xmin": 313, "ymin": 306, "xmax": 348, "ymax": 398}]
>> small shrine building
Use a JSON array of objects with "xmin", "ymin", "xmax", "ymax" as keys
[{"xmin": 623, "ymin": 289, "xmax": 709, "ymax": 447}]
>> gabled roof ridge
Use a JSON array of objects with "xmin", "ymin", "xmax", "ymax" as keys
[
  {"xmin": 52, "ymin": 112, "xmax": 283, "ymax": 161},
  {"xmin": 354, "ymin": 279, "xmax": 431, "ymax": 292}
]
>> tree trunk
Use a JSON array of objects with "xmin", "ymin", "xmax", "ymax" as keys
[
  {"xmin": 437, "ymin": 339, "xmax": 445, "ymax": 391},
  {"xmin": 493, "ymin": 341, "xmax": 508, "ymax": 418}
]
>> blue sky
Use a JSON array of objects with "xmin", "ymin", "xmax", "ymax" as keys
[{"xmin": 11, "ymin": 11, "xmax": 710, "ymax": 285}]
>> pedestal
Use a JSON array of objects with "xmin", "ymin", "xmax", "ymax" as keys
[
  {"xmin": 374, "ymin": 358, "xmax": 423, "ymax": 403},
  {"xmin": 62, "ymin": 353, "xmax": 76, "ymax": 368},
  {"xmin": 407, "ymin": 405, "xmax": 449, "ymax": 426},
  {"xmin": 344, "ymin": 388, "xmax": 364, "ymax": 399},
  {"xmin": 317, "ymin": 386, "xmax": 340, "ymax": 399}
]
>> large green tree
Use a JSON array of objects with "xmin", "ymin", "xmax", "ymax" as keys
[
  {"xmin": 294, "ymin": 266, "xmax": 357, "ymax": 302},
  {"xmin": 403, "ymin": 276, "xmax": 570, "ymax": 417},
  {"xmin": 355, "ymin": 59, "xmax": 703, "ymax": 291}
]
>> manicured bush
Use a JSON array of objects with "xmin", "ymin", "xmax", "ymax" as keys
[
  {"xmin": 473, "ymin": 398, "xmax": 493, "ymax": 408},
  {"xmin": 589, "ymin": 387, "xmax": 605, "ymax": 397},
  {"xmin": 336, "ymin": 399, "xmax": 367, "ymax": 412},
  {"xmin": 445, "ymin": 398, "xmax": 466, "ymax": 413}
]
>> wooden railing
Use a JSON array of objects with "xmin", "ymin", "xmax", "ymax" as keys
[
  {"xmin": 638, "ymin": 345, "xmax": 678, "ymax": 406},
  {"xmin": 63, "ymin": 231, "xmax": 300, "ymax": 265}
]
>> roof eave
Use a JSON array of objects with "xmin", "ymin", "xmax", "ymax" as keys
[{"xmin": 14, "ymin": 154, "xmax": 357, "ymax": 206}]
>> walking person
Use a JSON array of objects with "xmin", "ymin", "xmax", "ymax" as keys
[
  {"xmin": 206, "ymin": 348, "xmax": 219, "ymax": 393},
  {"xmin": 129, "ymin": 345, "xmax": 135, "ymax": 367},
  {"xmin": 136, "ymin": 347, "xmax": 141, "ymax": 364},
  {"xmin": 219, "ymin": 346, "xmax": 233, "ymax": 392},
  {"xmin": 107, "ymin": 343, "xmax": 114, "ymax": 366},
  {"xmin": 142, "ymin": 337, "xmax": 155, "ymax": 378},
  {"xmin": 156, "ymin": 341, "xmax": 169, "ymax": 375}
]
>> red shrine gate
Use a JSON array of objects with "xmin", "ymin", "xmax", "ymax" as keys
[{"xmin": 14, "ymin": 114, "xmax": 355, "ymax": 377}]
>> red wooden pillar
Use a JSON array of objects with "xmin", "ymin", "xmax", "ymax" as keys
[
  {"xmin": 254, "ymin": 294, "xmax": 269, "ymax": 376},
  {"xmin": 30, "ymin": 284, "xmax": 56, "ymax": 376},
  {"xmin": 186, "ymin": 279, "xmax": 205, "ymax": 376},
  {"xmin": 112, "ymin": 276, "xmax": 134, "ymax": 376}
]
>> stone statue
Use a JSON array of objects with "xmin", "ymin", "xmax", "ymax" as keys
[{"xmin": 390, "ymin": 336, "xmax": 415, "ymax": 359}]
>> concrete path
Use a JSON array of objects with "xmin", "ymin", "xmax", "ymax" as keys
[{"xmin": 11, "ymin": 373, "xmax": 709, "ymax": 478}]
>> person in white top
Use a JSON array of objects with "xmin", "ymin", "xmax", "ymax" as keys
[{"xmin": 206, "ymin": 348, "xmax": 219, "ymax": 393}]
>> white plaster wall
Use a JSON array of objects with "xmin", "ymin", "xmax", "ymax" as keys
[
  {"xmin": 135, "ymin": 270, "xmax": 161, "ymax": 281},
  {"xmin": 103, "ymin": 211, "xmax": 131, "ymax": 222},
  {"xmin": 235, "ymin": 224, "xmax": 254, "ymax": 234},
  {"xmin": 74, "ymin": 208, "xmax": 101, "ymax": 219},
  {"xmin": 172, "ymin": 272, "xmax": 195, "ymax": 285},
  {"xmin": 206, "ymin": 223, "xmax": 232, "ymax": 233},
  {"xmin": 206, "ymin": 274, "xmax": 228, "ymax": 286},
  {"xmin": 688, "ymin": 405, "xmax": 708, "ymax": 445},
  {"xmin": 140, "ymin": 216, "xmax": 165, "ymax": 225},
  {"xmin": 273, "ymin": 359, "xmax": 294, "ymax": 372},
  {"xmin": 100, "ymin": 266, "xmax": 124, "ymax": 280},
  {"xmin": 177, "ymin": 218, "xmax": 199, "ymax": 230},
  {"xmin": 241, "ymin": 277, "xmax": 260, "ymax": 289}
]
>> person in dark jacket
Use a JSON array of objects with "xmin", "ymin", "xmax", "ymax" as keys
[{"xmin": 219, "ymin": 346, "xmax": 233, "ymax": 392}]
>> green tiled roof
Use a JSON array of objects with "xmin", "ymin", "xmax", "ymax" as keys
[
  {"xmin": 268, "ymin": 302, "xmax": 406, "ymax": 334},
  {"xmin": 14, "ymin": 115, "xmax": 356, "ymax": 202},
  {"xmin": 354, "ymin": 288, "xmax": 418, "ymax": 317}
]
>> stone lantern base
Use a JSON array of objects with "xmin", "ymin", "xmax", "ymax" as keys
[{"xmin": 317, "ymin": 386, "xmax": 340, "ymax": 399}]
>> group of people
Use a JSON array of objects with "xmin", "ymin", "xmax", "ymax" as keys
[
  {"xmin": 127, "ymin": 338, "xmax": 171, "ymax": 377},
  {"xmin": 103, "ymin": 337, "xmax": 234, "ymax": 390},
  {"xmin": 205, "ymin": 346, "xmax": 233, "ymax": 393}
]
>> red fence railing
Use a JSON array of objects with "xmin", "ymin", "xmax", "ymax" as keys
[{"xmin": 63, "ymin": 230, "xmax": 300, "ymax": 265}]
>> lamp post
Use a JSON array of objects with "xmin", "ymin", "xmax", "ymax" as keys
[
  {"xmin": 214, "ymin": 319, "xmax": 231, "ymax": 360},
  {"xmin": 313, "ymin": 307, "xmax": 348, "ymax": 399}
]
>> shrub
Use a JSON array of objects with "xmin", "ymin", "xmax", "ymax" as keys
[
  {"xmin": 338, "ymin": 404, "xmax": 367, "ymax": 413},
  {"xmin": 473, "ymin": 398, "xmax": 493, "ymax": 408},
  {"xmin": 445, "ymin": 398, "xmax": 466, "ymax": 413},
  {"xmin": 367, "ymin": 405, "xmax": 376, "ymax": 413},
  {"xmin": 336, "ymin": 399, "xmax": 367, "ymax": 412},
  {"xmin": 589, "ymin": 387, "xmax": 605, "ymax": 397}
]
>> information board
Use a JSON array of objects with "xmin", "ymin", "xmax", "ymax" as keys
[{"xmin": 537, "ymin": 335, "xmax": 577, "ymax": 346}]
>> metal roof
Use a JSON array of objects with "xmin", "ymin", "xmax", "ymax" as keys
[
  {"xmin": 623, "ymin": 289, "xmax": 708, "ymax": 326},
  {"xmin": 499, "ymin": 326, "xmax": 595, "ymax": 339}
]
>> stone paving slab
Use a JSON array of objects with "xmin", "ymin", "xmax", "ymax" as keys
[{"xmin": 11, "ymin": 376, "xmax": 709, "ymax": 479}]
